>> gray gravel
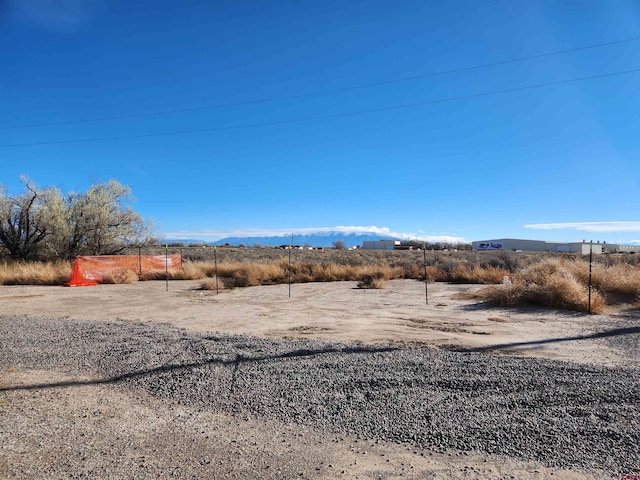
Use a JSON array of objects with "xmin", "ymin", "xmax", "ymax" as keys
[
  {"xmin": 605, "ymin": 314, "xmax": 640, "ymax": 358},
  {"xmin": 1, "ymin": 314, "xmax": 638, "ymax": 474}
]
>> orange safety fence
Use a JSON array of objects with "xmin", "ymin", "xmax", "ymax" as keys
[{"xmin": 66, "ymin": 254, "xmax": 182, "ymax": 287}]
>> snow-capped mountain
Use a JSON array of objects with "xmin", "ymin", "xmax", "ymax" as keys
[
  {"xmin": 164, "ymin": 231, "xmax": 402, "ymax": 248},
  {"xmin": 214, "ymin": 231, "xmax": 401, "ymax": 248}
]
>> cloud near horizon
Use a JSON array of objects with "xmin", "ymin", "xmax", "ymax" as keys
[
  {"xmin": 162, "ymin": 226, "xmax": 466, "ymax": 244},
  {"xmin": 525, "ymin": 221, "xmax": 640, "ymax": 233}
]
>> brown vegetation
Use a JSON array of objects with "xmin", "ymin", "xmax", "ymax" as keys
[
  {"xmin": 356, "ymin": 270, "xmax": 389, "ymax": 289},
  {"xmin": 0, "ymin": 260, "xmax": 71, "ymax": 285},
  {"xmin": 1, "ymin": 250, "xmax": 639, "ymax": 314},
  {"xmin": 477, "ymin": 258, "xmax": 638, "ymax": 314},
  {"xmin": 101, "ymin": 269, "xmax": 139, "ymax": 285}
]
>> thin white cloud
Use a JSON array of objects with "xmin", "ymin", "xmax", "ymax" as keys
[
  {"xmin": 162, "ymin": 225, "xmax": 466, "ymax": 244},
  {"xmin": 524, "ymin": 222, "xmax": 640, "ymax": 233}
]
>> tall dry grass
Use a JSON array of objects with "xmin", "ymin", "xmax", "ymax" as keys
[
  {"xmin": 2, "ymin": 253, "xmax": 639, "ymax": 315},
  {"xmin": 578, "ymin": 262, "xmax": 640, "ymax": 301},
  {"xmin": 477, "ymin": 258, "xmax": 636, "ymax": 313},
  {"xmin": 0, "ymin": 261, "xmax": 72, "ymax": 285},
  {"xmin": 101, "ymin": 269, "xmax": 139, "ymax": 284},
  {"xmin": 194, "ymin": 261, "xmax": 404, "ymax": 289},
  {"xmin": 139, "ymin": 261, "xmax": 210, "ymax": 281},
  {"xmin": 430, "ymin": 264, "xmax": 509, "ymax": 284}
]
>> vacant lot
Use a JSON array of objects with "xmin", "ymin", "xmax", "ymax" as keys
[{"xmin": 1, "ymin": 280, "xmax": 638, "ymax": 479}]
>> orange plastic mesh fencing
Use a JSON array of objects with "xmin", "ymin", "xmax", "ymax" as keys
[{"xmin": 66, "ymin": 254, "xmax": 182, "ymax": 287}]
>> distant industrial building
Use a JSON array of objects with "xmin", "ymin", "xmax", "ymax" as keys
[
  {"xmin": 472, "ymin": 238, "xmax": 638, "ymax": 254},
  {"xmin": 362, "ymin": 240, "xmax": 401, "ymax": 250}
]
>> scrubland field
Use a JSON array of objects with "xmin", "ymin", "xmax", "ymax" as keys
[
  {"xmin": 2, "ymin": 248, "xmax": 640, "ymax": 314},
  {"xmin": 1, "ymin": 248, "xmax": 639, "ymax": 479}
]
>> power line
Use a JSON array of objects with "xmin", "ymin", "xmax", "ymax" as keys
[
  {"xmin": 1, "ymin": 67, "xmax": 638, "ymax": 148},
  {"xmin": 2, "ymin": 35, "xmax": 639, "ymax": 131}
]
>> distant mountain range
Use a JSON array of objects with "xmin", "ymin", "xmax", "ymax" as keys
[{"xmin": 164, "ymin": 232, "xmax": 402, "ymax": 248}]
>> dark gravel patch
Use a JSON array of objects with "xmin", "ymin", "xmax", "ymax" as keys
[
  {"xmin": 1, "ymin": 315, "xmax": 638, "ymax": 474},
  {"xmin": 605, "ymin": 314, "xmax": 640, "ymax": 359}
]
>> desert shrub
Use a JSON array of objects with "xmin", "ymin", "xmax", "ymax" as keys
[
  {"xmin": 481, "ymin": 283, "xmax": 519, "ymax": 307},
  {"xmin": 230, "ymin": 266, "xmax": 262, "ymax": 287},
  {"xmin": 402, "ymin": 264, "xmax": 423, "ymax": 279},
  {"xmin": 212, "ymin": 262, "xmax": 289, "ymax": 287},
  {"xmin": 353, "ymin": 265, "xmax": 400, "ymax": 289},
  {"xmin": 3, "ymin": 251, "xmax": 639, "ymax": 310},
  {"xmin": 357, "ymin": 273, "xmax": 387, "ymax": 289},
  {"xmin": 445, "ymin": 265, "xmax": 509, "ymax": 284},
  {"xmin": 198, "ymin": 278, "xmax": 219, "ymax": 290},
  {"xmin": 426, "ymin": 265, "xmax": 447, "ymax": 282},
  {"xmin": 588, "ymin": 263, "xmax": 640, "ymax": 302},
  {"xmin": 221, "ymin": 276, "xmax": 238, "ymax": 290},
  {"xmin": 480, "ymin": 258, "xmax": 607, "ymax": 313},
  {"xmin": 179, "ymin": 262, "xmax": 211, "ymax": 279},
  {"xmin": 482, "ymin": 251, "xmax": 521, "ymax": 273},
  {"xmin": 310, "ymin": 263, "xmax": 339, "ymax": 282},
  {"xmin": 290, "ymin": 262, "xmax": 317, "ymax": 283},
  {"xmin": 335, "ymin": 251, "xmax": 368, "ymax": 267}
]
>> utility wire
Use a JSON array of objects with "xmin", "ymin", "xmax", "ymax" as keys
[
  {"xmin": 1, "ymin": 67, "xmax": 638, "ymax": 148},
  {"xmin": 2, "ymin": 35, "xmax": 640, "ymax": 131}
]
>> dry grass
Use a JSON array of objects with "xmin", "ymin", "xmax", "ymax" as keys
[
  {"xmin": 0, "ymin": 261, "xmax": 72, "ymax": 285},
  {"xmin": 487, "ymin": 316, "xmax": 508, "ymax": 323},
  {"xmin": 178, "ymin": 261, "xmax": 404, "ymax": 289},
  {"xmin": 586, "ymin": 263, "xmax": 640, "ymax": 301},
  {"xmin": 356, "ymin": 272, "xmax": 388, "ymax": 289},
  {"xmin": 479, "ymin": 258, "xmax": 613, "ymax": 313},
  {"xmin": 139, "ymin": 261, "xmax": 206, "ymax": 280},
  {"xmin": 434, "ymin": 264, "xmax": 509, "ymax": 284},
  {"xmin": 179, "ymin": 259, "xmax": 503, "ymax": 290},
  {"xmin": 101, "ymin": 269, "xmax": 139, "ymax": 284},
  {"xmin": 198, "ymin": 278, "xmax": 219, "ymax": 291},
  {"xmin": 2, "ymin": 252, "xmax": 639, "ymax": 315}
]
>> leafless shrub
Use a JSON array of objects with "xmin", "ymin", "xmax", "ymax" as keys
[{"xmin": 357, "ymin": 273, "xmax": 387, "ymax": 289}]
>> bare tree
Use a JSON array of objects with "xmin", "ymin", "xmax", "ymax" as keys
[
  {"xmin": 332, "ymin": 240, "xmax": 347, "ymax": 250},
  {"xmin": 0, "ymin": 177, "xmax": 57, "ymax": 260},
  {"xmin": 47, "ymin": 180, "xmax": 154, "ymax": 258},
  {"xmin": 1, "ymin": 177, "xmax": 154, "ymax": 261}
]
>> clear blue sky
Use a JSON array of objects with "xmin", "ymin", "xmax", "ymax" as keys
[{"xmin": 2, "ymin": 0, "xmax": 639, "ymax": 244}]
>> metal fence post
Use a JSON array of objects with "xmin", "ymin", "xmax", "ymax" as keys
[
  {"xmin": 588, "ymin": 240, "xmax": 593, "ymax": 314},
  {"xmin": 423, "ymin": 243, "xmax": 428, "ymax": 305},
  {"xmin": 165, "ymin": 244, "xmax": 169, "ymax": 292}
]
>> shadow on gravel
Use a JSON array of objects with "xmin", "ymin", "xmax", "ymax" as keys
[
  {"xmin": 446, "ymin": 325, "xmax": 640, "ymax": 353},
  {"xmin": 0, "ymin": 345, "xmax": 398, "ymax": 393}
]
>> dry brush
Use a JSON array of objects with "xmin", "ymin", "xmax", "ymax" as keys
[{"xmin": 1, "ymin": 250, "xmax": 639, "ymax": 314}]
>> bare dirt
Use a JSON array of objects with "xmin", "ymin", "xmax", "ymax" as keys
[
  {"xmin": 0, "ymin": 279, "xmax": 632, "ymax": 367},
  {"xmin": 1, "ymin": 279, "xmax": 636, "ymax": 479}
]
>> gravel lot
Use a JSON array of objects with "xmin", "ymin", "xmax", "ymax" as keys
[{"xmin": 1, "ymin": 314, "xmax": 638, "ymax": 478}]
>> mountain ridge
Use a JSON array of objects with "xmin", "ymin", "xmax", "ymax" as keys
[{"xmin": 163, "ymin": 232, "xmax": 402, "ymax": 248}]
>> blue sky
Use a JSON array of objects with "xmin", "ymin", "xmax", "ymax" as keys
[{"xmin": 1, "ymin": 0, "xmax": 639, "ymax": 244}]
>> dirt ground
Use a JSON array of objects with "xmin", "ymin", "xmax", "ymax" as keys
[
  {"xmin": 1, "ymin": 279, "xmax": 633, "ymax": 479},
  {"xmin": 0, "ymin": 279, "xmax": 632, "ymax": 367}
]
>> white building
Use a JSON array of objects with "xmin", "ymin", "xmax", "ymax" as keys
[
  {"xmin": 602, "ymin": 243, "xmax": 638, "ymax": 254},
  {"xmin": 472, "ymin": 238, "xmax": 606, "ymax": 254},
  {"xmin": 362, "ymin": 240, "xmax": 401, "ymax": 250}
]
